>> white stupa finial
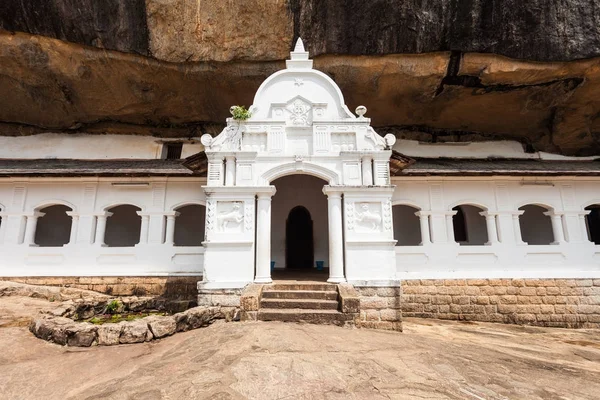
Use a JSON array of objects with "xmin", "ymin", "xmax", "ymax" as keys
[
  {"xmin": 294, "ymin": 37, "xmax": 305, "ymax": 52},
  {"xmin": 287, "ymin": 37, "xmax": 313, "ymax": 69}
]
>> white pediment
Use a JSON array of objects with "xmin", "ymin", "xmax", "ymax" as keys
[{"xmin": 201, "ymin": 38, "xmax": 396, "ymax": 188}]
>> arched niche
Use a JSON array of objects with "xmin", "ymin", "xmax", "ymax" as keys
[
  {"xmin": 452, "ymin": 204, "xmax": 488, "ymax": 245},
  {"xmin": 174, "ymin": 204, "xmax": 206, "ymax": 246},
  {"xmin": 105, "ymin": 205, "xmax": 142, "ymax": 247},
  {"xmin": 392, "ymin": 205, "xmax": 421, "ymax": 246},
  {"xmin": 518, "ymin": 204, "xmax": 554, "ymax": 245},
  {"xmin": 34, "ymin": 205, "xmax": 73, "ymax": 247}
]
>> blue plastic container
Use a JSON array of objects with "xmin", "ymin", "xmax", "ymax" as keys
[
  {"xmin": 316, "ymin": 261, "xmax": 324, "ymax": 271},
  {"xmin": 270, "ymin": 261, "xmax": 275, "ymax": 271}
]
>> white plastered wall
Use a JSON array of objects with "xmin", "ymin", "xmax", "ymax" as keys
[
  {"xmin": 392, "ymin": 176, "xmax": 600, "ymax": 279},
  {"xmin": 0, "ymin": 134, "xmax": 203, "ymax": 159},
  {"xmin": 0, "ymin": 177, "xmax": 207, "ymax": 276}
]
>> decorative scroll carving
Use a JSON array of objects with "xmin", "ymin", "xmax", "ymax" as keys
[
  {"xmin": 345, "ymin": 201, "xmax": 355, "ymax": 231},
  {"xmin": 355, "ymin": 202, "xmax": 382, "ymax": 232},
  {"xmin": 383, "ymin": 200, "xmax": 393, "ymax": 231},
  {"xmin": 206, "ymin": 199, "xmax": 216, "ymax": 232},
  {"xmin": 244, "ymin": 202, "xmax": 253, "ymax": 231}
]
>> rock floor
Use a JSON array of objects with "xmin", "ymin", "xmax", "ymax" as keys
[{"xmin": 1, "ymin": 295, "xmax": 599, "ymax": 399}]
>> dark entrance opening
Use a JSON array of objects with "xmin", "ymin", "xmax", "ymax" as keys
[
  {"xmin": 286, "ymin": 206, "xmax": 314, "ymax": 269},
  {"xmin": 585, "ymin": 205, "xmax": 600, "ymax": 244}
]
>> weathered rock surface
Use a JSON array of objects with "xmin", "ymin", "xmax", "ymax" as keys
[
  {"xmin": 66, "ymin": 323, "xmax": 98, "ymax": 347},
  {"xmin": 119, "ymin": 320, "xmax": 153, "ymax": 344},
  {"xmin": 0, "ymin": 0, "xmax": 149, "ymax": 55},
  {"xmin": 146, "ymin": 316, "xmax": 176, "ymax": 338},
  {"xmin": 1, "ymin": 32, "xmax": 599, "ymax": 155},
  {"xmin": 30, "ymin": 304, "xmax": 228, "ymax": 346},
  {"xmin": 1, "ymin": 1, "xmax": 600, "ymax": 156},
  {"xmin": 2, "ymin": 0, "xmax": 599, "ymax": 62},
  {"xmin": 6, "ymin": 319, "xmax": 600, "ymax": 399},
  {"xmin": 97, "ymin": 323, "xmax": 123, "ymax": 346},
  {"xmin": 146, "ymin": 0, "xmax": 293, "ymax": 62}
]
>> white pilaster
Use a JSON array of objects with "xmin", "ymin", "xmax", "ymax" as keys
[
  {"xmin": 361, "ymin": 156, "xmax": 373, "ymax": 186},
  {"xmin": 480, "ymin": 211, "xmax": 499, "ymax": 245},
  {"xmin": 66, "ymin": 212, "xmax": 79, "ymax": 245},
  {"xmin": 415, "ymin": 211, "xmax": 431, "ymax": 245},
  {"xmin": 580, "ymin": 212, "xmax": 591, "ymax": 242},
  {"xmin": 255, "ymin": 190, "xmax": 275, "ymax": 283},
  {"xmin": 164, "ymin": 212, "xmax": 179, "ymax": 245},
  {"xmin": 545, "ymin": 211, "xmax": 566, "ymax": 245},
  {"xmin": 94, "ymin": 212, "xmax": 112, "ymax": 246},
  {"xmin": 137, "ymin": 212, "xmax": 150, "ymax": 244},
  {"xmin": 225, "ymin": 156, "xmax": 236, "ymax": 186},
  {"xmin": 445, "ymin": 212, "xmax": 457, "ymax": 244},
  {"xmin": 325, "ymin": 190, "xmax": 345, "ymax": 283},
  {"xmin": 512, "ymin": 211, "xmax": 526, "ymax": 245},
  {"xmin": 23, "ymin": 212, "xmax": 44, "ymax": 246}
]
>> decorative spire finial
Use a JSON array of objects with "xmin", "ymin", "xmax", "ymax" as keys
[
  {"xmin": 287, "ymin": 37, "xmax": 313, "ymax": 69},
  {"xmin": 294, "ymin": 37, "xmax": 305, "ymax": 52}
]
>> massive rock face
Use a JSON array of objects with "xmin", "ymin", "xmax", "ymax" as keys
[{"xmin": 1, "ymin": 0, "xmax": 600, "ymax": 155}]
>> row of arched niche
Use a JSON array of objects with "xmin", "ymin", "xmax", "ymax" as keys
[
  {"xmin": 2, "ymin": 203, "xmax": 600, "ymax": 248},
  {"xmin": 8, "ymin": 204, "xmax": 205, "ymax": 247},
  {"xmin": 393, "ymin": 204, "xmax": 600, "ymax": 246}
]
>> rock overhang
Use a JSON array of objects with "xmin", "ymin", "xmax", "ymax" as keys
[{"xmin": 0, "ymin": 30, "xmax": 599, "ymax": 156}]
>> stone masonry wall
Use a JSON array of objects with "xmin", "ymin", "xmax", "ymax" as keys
[
  {"xmin": 356, "ymin": 286, "xmax": 403, "ymax": 331},
  {"xmin": 0, "ymin": 276, "xmax": 200, "ymax": 299},
  {"xmin": 401, "ymin": 279, "xmax": 600, "ymax": 328}
]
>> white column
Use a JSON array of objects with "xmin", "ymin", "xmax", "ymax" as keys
[
  {"xmin": 137, "ymin": 213, "xmax": 150, "ymax": 244},
  {"xmin": 415, "ymin": 211, "xmax": 431, "ymax": 245},
  {"xmin": 579, "ymin": 212, "xmax": 591, "ymax": 242},
  {"xmin": 326, "ymin": 191, "xmax": 345, "ymax": 283},
  {"xmin": 94, "ymin": 212, "xmax": 112, "ymax": 246},
  {"xmin": 361, "ymin": 156, "xmax": 373, "ymax": 186},
  {"xmin": 512, "ymin": 212, "xmax": 526, "ymax": 245},
  {"xmin": 255, "ymin": 192, "xmax": 274, "ymax": 283},
  {"xmin": 164, "ymin": 212, "xmax": 179, "ymax": 245},
  {"xmin": 545, "ymin": 212, "xmax": 566, "ymax": 244},
  {"xmin": 445, "ymin": 212, "xmax": 457, "ymax": 243},
  {"xmin": 66, "ymin": 213, "xmax": 79, "ymax": 245},
  {"xmin": 480, "ymin": 212, "xmax": 499, "ymax": 245},
  {"xmin": 23, "ymin": 212, "xmax": 44, "ymax": 246},
  {"xmin": 225, "ymin": 156, "xmax": 236, "ymax": 186}
]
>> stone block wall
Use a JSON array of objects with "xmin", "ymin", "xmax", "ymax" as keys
[
  {"xmin": 0, "ymin": 276, "xmax": 201, "ymax": 299},
  {"xmin": 355, "ymin": 286, "xmax": 403, "ymax": 331},
  {"xmin": 401, "ymin": 279, "xmax": 600, "ymax": 328}
]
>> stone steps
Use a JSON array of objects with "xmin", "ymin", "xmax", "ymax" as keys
[
  {"xmin": 257, "ymin": 308, "xmax": 353, "ymax": 326},
  {"xmin": 268, "ymin": 283, "xmax": 335, "ymax": 291},
  {"xmin": 260, "ymin": 298, "xmax": 339, "ymax": 310},
  {"xmin": 257, "ymin": 282, "xmax": 349, "ymax": 325},
  {"xmin": 261, "ymin": 289, "xmax": 338, "ymax": 300}
]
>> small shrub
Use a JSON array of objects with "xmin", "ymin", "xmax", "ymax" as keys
[
  {"xmin": 231, "ymin": 105, "xmax": 251, "ymax": 121},
  {"xmin": 106, "ymin": 300, "xmax": 121, "ymax": 314}
]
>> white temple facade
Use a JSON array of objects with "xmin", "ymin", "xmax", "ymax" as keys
[{"xmin": 0, "ymin": 39, "xmax": 600, "ymax": 297}]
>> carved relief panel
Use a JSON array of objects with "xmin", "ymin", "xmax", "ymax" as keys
[{"xmin": 216, "ymin": 201, "xmax": 244, "ymax": 233}]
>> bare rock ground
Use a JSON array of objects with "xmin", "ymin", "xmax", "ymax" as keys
[{"xmin": 0, "ymin": 292, "xmax": 599, "ymax": 399}]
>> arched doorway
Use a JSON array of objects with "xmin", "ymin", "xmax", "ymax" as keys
[
  {"xmin": 270, "ymin": 174, "xmax": 329, "ymax": 278},
  {"xmin": 286, "ymin": 206, "xmax": 314, "ymax": 269}
]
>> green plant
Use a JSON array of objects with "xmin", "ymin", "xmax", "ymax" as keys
[
  {"xmin": 231, "ymin": 105, "xmax": 251, "ymax": 121},
  {"xmin": 88, "ymin": 317, "xmax": 102, "ymax": 325},
  {"xmin": 106, "ymin": 300, "xmax": 121, "ymax": 314}
]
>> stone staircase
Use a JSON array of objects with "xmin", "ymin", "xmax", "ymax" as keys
[{"xmin": 255, "ymin": 282, "xmax": 355, "ymax": 326}]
